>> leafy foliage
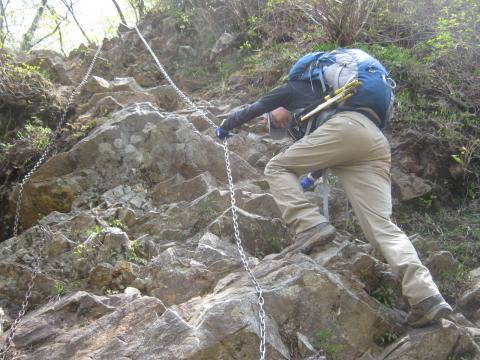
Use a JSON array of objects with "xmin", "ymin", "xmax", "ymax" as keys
[
  {"xmin": 371, "ymin": 286, "xmax": 396, "ymax": 308},
  {"xmin": 16, "ymin": 121, "xmax": 52, "ymax": 151}
]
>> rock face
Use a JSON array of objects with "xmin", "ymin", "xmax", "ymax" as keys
[
  {"xmin": 1, "ymin": 44, "xmax": 479, "ymax": 360},
  {"xmin": 12, "ymin": 103, "xmax": 256, "ymax": 229}
]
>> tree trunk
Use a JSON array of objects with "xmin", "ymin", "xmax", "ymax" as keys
[
  {"xmin": 20, "ymin": 0, "xmax": 48, "ymax": 51},
  {"xmin": 58, "ymin": 26, "xmax": 66, "ymax": 56},
  {"xmin": 111, "ymin": 0, "xmax": 127, "ymax": 25},
  {"xmin": 136, "ymin": 0, "xmax": 145, "ymax": 18},
  {"xmin": 0, "ymin": 0, "xmax": 8, "ymax": 47}
]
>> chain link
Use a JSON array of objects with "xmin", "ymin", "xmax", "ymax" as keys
[
  {"xmin": 1, "ymin": 44, "xmax": 102, "ymax": 360},
  {"xmin": 0, "ymin": 226, "xmax": 49, "ymax": 360},
  {"xmin": 223, "ymin": 140, "xmax": 267, "ymax": 359},
  {"xmin": 132, "ymin": 25, "xmax": 217, "ymax": 129},
  {"xmin": 133, "ymin": 25, "xmax": 267, "ymax": 359},
  {"xmin": 12, "ymin": 44, "xmax": 103, "ymax": 239}
]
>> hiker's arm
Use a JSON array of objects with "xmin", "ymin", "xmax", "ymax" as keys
[{"xmin": 220, "ymin": 83, "xmax": 292, "ymax": 131}]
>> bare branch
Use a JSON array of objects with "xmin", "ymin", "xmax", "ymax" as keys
[
  {"xmin": 28, "ymin": 4, "xmax": 67, "ymax": 49},
  {"xmin": 111, "ymin": 0, "xmax": 127, "ymax": 24},
  {"xmin": 30, "ymin": 18, "xmax": 61, "ymax": 48},
  {"xmin": 60, "ymin": 0, "xmax": 92, "ymax": 45}
]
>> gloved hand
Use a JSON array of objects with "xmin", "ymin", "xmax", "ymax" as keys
[
  {"xmin": 215, "ymin": 127, "xmax": 231, "ymax": 140},
  {"xmin": 300, "ymin": 176, "xmax": 315, "ymax": 191}
]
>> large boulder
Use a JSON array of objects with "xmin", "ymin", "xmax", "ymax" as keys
[
  {"xmin": 378, "ymin": 321, "xmax": 480, "ymax": 359},
  {"xmin": 11, "ymin": 103, "xmax": 258, "ymax": 230}
]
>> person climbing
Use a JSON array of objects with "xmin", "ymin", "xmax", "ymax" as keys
[{"xmin": 215, "ymin": 48, "xmax": 453, "ymax": 327}]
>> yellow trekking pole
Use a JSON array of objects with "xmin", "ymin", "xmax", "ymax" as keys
[{"xmin": 301, "ymin": 79, "xmax": 361, "ymax": 122}]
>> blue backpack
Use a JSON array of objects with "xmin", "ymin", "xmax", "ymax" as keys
[{"xmin": 288, "ymin": 48, "xmax": 395, "ymax": 128}]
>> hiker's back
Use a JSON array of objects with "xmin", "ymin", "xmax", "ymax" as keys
[{"xmin": 288, "ymin": 48, "xmax": 395, "ymax": 129}]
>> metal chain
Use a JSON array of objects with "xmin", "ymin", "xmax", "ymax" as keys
[
  {"xmin": 0, "ymin": 226, "xmax": 49, "ymax": 360},
  {"xmin": 12, "ymin": 44, "xmax": 103, "ymax": 238},
  {"xmin": 132, "ymin": 24, "xmax": 267, "ymax": 360},
  {"xmin": 1, "ymin": 44, "xmax": 102, "ymax": 360},
  {"xmin": 223, "ymin": 141, "xmax": 267, "ymax": 359},
  {"xmin": 132, "ymin": 25, "xmax": 217, "ymax": 128}
]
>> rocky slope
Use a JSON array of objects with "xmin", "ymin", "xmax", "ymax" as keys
[{"xmin": 1, "ymin": 19, "xmax": 480, "ymax": 360}]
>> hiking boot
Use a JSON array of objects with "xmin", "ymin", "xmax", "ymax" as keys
[
  {"xmin": 407, "ymin": 294, "xmax": 453, "ymax": 327},
  {"xmin": 280, "ymin": 223, "xmax": 336, "ymax": 255}
]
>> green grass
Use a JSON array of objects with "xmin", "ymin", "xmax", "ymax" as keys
[
  {"xmin": 394, "ymin": 205, "xmax": 479, "ymax": 302},
  {"xmin": 315, "ymin": 329, "xmax": 341, "ymax": 359},
  {"xmin": 54, "ymin": 281, "xmax": 67, "ymax": 296}
]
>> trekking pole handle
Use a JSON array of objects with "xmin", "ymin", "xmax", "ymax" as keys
[{"xmin": 300, "ymin": 80, "xmax": 361, "ymax": 122}]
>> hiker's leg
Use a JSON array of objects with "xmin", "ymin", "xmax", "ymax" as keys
[
  {"xmin": 333, "ymin": 117, "xmax": 440, "ymax": 305},
  {"xmin": 264, "ymin": 112, "xmax": 374, "ymax": 234}
]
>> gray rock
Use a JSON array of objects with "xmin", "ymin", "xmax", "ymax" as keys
[
  {"xmin": 83, "ymin": 76, "xmax": 111, "ymax": 94},
  {"xmin": 457, "ymin": 286, "xmax": 480, "ymax": 323},
  {"xmin": 296, "ymin": 331, "xmax": 321, "ymax": 358},
  {"xmin": 94, "ymin": 227, "xmax": 131, "ymax": 264},
  {"xmin": 188, "ymin": 110, "xmax": 214, "ymax": 131},
  {"xmin": 209, "ymin": 207, "xmax": 289, "ymax": 256},
  {"xmin": 10, "ymin": 292, "xmax": 165, "ymax": 359},
  {"xmin": 77, "ymin": 90, "xmax": 157, "ymax": 115},
  {"xmin": 142, "ymin": 234, "xmax": 244, "ymax": 306},
  {"xmin": 0, "ymin": 307, "xmax": 10, "ymax": 336},
  {"xmin": 28, "ymin": 50, "xmax": 72, "ymax": 84},
  {"xmin": 101, "ymin": 185, "xmax": 150, "ymax": 210},
  {"xmin": 88, "ymin": 263, "xmax": 114, "ymax": 289},
  {"xmin": 379, "ymin": 320, "xmax": 480, "ymax": 359},
  {"xmin": 13, "ymin": 103, "xmax": 257, "ymax": 230},
  {"xmin": 109, "ymin": 77, "xmax": 143, "ymax": 92},
  {"xmin": 0, "ymin": 262, "xmax": 57, "ymax": 316},
  {"xmin": 146, "ymin": 85, "xmax": 179, "ymax": 111},
  {"xmin": 470, "ymin": 267, "xmax": 480, "ymax": 285},
  {"xmin": 211, "ymin": 32, "xmax": 236, "ymax": 56},
  {"xmin": 391, "ymin": 168, "xmax": 432, "ymax": 201},
  {"xmin": 47, "ymin": 231, "xmax": 76, "ymax": 257},
  {"xmin": 243, "ymin": 193, "xmax": 282, "ymax": 218},
  {"xmin": 152, "ymin": 172, "xmax": 216, "ymax": 205},
  {"xmin": 425, "ymin": 250, "xmax": 457, "ymax": 278},
  {"xmin": 1, "ymin": 45, "xmax": 478, "ymax": 360}
]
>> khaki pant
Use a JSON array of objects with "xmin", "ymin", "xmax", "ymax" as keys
[{"xmin": 264, "ymin": 111, "xmax": 439, "ymax": 305}]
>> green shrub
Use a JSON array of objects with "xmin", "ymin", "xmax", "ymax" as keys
[{"xmin": 16, "ymin": 121, "xmax": 52, "ymax": 151}]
